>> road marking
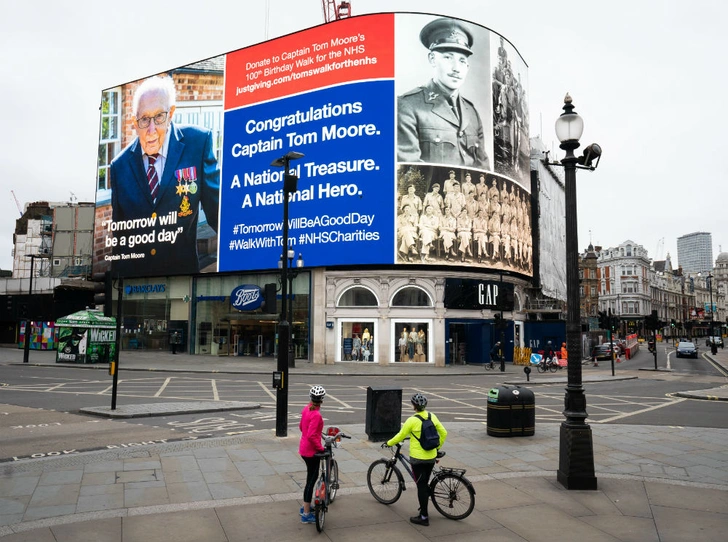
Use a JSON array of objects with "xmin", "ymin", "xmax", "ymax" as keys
[
  {"xmin": 257, "ymin": 380, "xmax": 277, "ymax": 400},
  {"xmin": 595, "ymin": 396, "xmax": 688, "ymax": 423},
  {"xmin": 211, "ymin": 379, "xmax": 219, "ymax": 401},
  {"xmin": 154, "ymin": 377, "xmax": 172, "ymax": 397},
  {"xmin": 98, "ymin": 384, "xmax": 115, "ymax": 394}
]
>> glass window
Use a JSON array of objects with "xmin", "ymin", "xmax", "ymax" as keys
[
  {"xmin": 395, "ymin": 322, "xmax": 430, "ymax": 363},
  {"xmin": 391, "ymin": 286, "xmax": 432, "ymax": 307},
  {"xmin": 338, "ymin": 287, "xmax": 377, "ymax": 307},
  {"xmin": 98, "ymin": 89, "xmax": 121, "ymax": 191},
  {"xmin": 340, "ymin": 322, "xmax": 375, "ymax": 361}
]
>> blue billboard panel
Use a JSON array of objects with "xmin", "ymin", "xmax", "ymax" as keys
[{"xmin": 219, "ymin": 81, "xmax": 395, "ymax": 271}]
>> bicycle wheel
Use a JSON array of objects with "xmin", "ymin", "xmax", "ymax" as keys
[
  {"xmin": 366, "ymin": 459, "xmax": 403, "ymax": 504},
  {"xmin": 313, "ymin": 477, "xmax": 326, "ymax": 532},
  {"xmin": 537, "ymin": 362, "xmax": 546, "ymax": 373},
  {"xmin": 430, "ymin": 473, "xmax": 475, "ymax": 520},
  {"xmin": 329, "ymin": 459, "xmax": 339, "ymax": 503},
  {"xmin": 315, "ymin": 502, "xmax": 325, "ymax": 532},
  {"xmin": 549, "ymin": 361, "xmax": 558, "ymax": 373}
]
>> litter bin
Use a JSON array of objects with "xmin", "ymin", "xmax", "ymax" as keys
[
  {"xmin": 365, "ymin": 386, "xmax": 402, "ymax": 442},
  {"xmin": 487, "ymin": 385, "xmax": 535, "ymax": 437}
]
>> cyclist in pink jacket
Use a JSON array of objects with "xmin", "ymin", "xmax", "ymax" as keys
[{"xmin": 299, "ymin": 385, "xmax": 326, "ymax": 524}]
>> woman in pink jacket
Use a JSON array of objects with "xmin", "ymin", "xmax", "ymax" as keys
[{"xmin": 299, "ymin": 385, "xmax": 326, "ymax": 524}]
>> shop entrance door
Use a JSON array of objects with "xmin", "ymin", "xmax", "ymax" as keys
[
  {"xmin": 222, "ymin": 319, "xmax": 276, "ymax": 357},
  {"xmin": 447, "ymin": 322, "xmax": 486, "ymax": 365}
]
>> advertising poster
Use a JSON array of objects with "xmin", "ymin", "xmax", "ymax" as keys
[{"xmin": 94, "ymin": 12, "xmax": 531, "ymax": 278}]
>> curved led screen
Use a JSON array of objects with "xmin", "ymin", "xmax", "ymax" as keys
[{"xmin": 94, "ymin": 12, "xmax": 530, "ymax": 277}]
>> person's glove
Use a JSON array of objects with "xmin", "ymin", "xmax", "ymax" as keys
[{"xmin": 380, "ymin": 442, "xmax": 390, "ymax": 449}]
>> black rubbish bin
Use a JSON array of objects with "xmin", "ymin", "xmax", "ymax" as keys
[
  {"xmin": 365, "ymin": 386, "xmax": 402, "ymax": 442},
  {"xmin": 487, "ymin": 385, "xmax": 535, "ymax": 437}
]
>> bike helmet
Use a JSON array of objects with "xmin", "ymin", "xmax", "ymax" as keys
[
  {"xmin": 309, "ymin": 385, "xmax": 326, "ymax": 403},
  {"xmin": 411, "ymin": 393, "xmax": 428, "ymax": 410}
]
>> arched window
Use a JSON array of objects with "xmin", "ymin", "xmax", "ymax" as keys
[
  {"xmin": 391, "ymin": 286, "xmax": 432, "ymax": 307},
  {"xmin": 337, "ymin": 286, "xmax": 377, "ymax": 307}
]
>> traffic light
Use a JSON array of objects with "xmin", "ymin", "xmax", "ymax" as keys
[
  {"xmin": 263, "ymin": 283, "xmax": 277, "ymax": 314},
  {"xmin": 671, "ymin": 319, "xmax": 676, "ymax": 328},
  {"xmin": 598, "ymin": 310, "xmax": 608, "ymax": 329},
  {"xmin": 92, "ymin": 272, "xmax": 113, "ymax": 317},
  {"xmin": 494, "ymin": 313, "xmax": 507, "ymax": 329}
]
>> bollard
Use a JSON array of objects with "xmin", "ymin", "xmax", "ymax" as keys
[{"xmin": 524, "ymin": 366, "xmax": 531, "ymax": 382}]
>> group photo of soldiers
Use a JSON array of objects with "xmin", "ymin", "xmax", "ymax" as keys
[{"xmin": 395, "ymin": 165, "xmax": 533, "ymax": 274}]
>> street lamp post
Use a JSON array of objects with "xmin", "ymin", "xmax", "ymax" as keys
[
  {"xmin": 279, "ymin": 250, "xmax": 304, "ymax": 368},
  {"xmin": 700, "ymin": 272, "xmax": 715, "ymax": 346},
  {"xmin": 551, "ymin": 94, "xmax": 601, "ymax": 490},
  {"xmin": 23, "ymin": 254, "xmax": 46, "ymax": 364},
  {"xmin": 271, "ymin": 150, "xmax": 304, "ymax": 438}
]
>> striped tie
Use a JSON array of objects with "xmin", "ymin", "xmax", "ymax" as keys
[{"xmin": 147, "ymin": 154, "xmax": 160, "ymax": 202}]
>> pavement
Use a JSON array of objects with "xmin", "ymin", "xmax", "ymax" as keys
[{"xmin": 0, "ymin": 346, "xmax": 727, "ymax": 540}]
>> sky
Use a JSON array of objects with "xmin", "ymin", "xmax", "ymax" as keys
[{"xmin": 1, "ymin": 0, "xmax": 726, "ymax": 272}]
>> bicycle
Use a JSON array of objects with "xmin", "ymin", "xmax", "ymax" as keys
[
  {"xmin": 312, "ymin": 427, "xmax": 350, "ymax": 532},
  {"xmin": 537, "ymin": 355, "xmax": 559, "ymax": 373},
  {"xmin": 366, "ymin": 441, "xmax": 476, "ymax": 520},
  {"xmin": 484, "ymin": 360, "xmax": 495, "ymax": 370}
]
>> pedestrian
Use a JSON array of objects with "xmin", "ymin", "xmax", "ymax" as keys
[
  {"xmin": 171, "ymin": 331, "xmax": 180, "ymax": 354},
  {"xmin": 490, "ymin": 341, "xmax": 501, "ymax": 365},
  {"xmin": 299, "ymin": 385, "xmax": 326, "ymax": 524},
  {"xmin": 385, "ymin": 393, "xmax": 447, "ymax": 527}
]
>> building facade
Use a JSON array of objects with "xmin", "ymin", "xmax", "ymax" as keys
[
  {"xmin": 597, "ymin": 240, "xmax": 651, "ymax": 335},
  {"xmin": 677, "ymin": 231, "xmax": 713, "ymax": 275}
]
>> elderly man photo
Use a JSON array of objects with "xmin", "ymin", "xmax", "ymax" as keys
[
  {"xmin": 110, "ymin": 75, "xmax": 220, "ymax": 276},
  {"xmin": 397, "ymin": 17, "xmax": 490, "ymax": 169}
]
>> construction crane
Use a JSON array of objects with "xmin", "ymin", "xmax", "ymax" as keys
[
  {"xmin": 322, "ymin": 0, "xmax": 351, "ymax": 23},
  {"xmin": 11, "ymin": 190, "xmax": 22, "ymax": 217}
]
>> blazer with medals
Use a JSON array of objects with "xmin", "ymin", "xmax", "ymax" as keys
[
  {"xmin": 110, "ymin": 123, "xmax": 219, "ymax": 277},
  {"xmin": 397, "ymin": 80, "xmax": 490, "ymax": 169}
]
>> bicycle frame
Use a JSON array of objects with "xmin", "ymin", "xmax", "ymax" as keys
[{"xmin": 312, "ymin": 427, "xmax": 349, "ymax": 532}]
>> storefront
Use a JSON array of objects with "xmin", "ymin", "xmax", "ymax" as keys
[
  {"xmin": 317, "ymin": 270, "xmax": 526, "ymax": 366},
  {"xmin": 192, "ymin": 271, "xmax": 311, "ymax": 358}
]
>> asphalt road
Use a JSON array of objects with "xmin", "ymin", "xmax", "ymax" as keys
[{"xmin": 1, "ymin": 359, "xmax": 727, "ymax": 462}]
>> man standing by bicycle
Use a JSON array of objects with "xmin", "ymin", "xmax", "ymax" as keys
[
  {"xmin": 299, "ymin": 385, "xmax": 326, "ymax": 524},
  {"xmin": 385, "ymin": 393, "xmax": 447, "ymax": 526}
]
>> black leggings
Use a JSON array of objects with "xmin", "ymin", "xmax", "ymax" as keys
[
  {"xmin": 302, "ymin": 455, "xmax": 321, "ymax": 504},
  {"xmin": 412, "ymin": 460, "xmax": 436, "ymax": 517}
]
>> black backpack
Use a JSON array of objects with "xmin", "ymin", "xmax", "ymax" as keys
[{"xmin": 414, "ymin": 413, "xmax": 440, "ymax": 450}]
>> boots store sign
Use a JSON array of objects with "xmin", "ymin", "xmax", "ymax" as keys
[
  {"xmin": 230, "ymin": 284, "xmax": 263, "ymax": 311},
  {"xmin": 444, "ymin": 278, "xmax": 514, "ymax": 311}
]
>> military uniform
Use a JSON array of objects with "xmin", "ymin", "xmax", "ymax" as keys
[
  {"xmin": 398, "ymin": 80, "xmax": 489, "ymax": 168},
  {"xmin": 397, "ymin": 17, "xmax": 489, "ymax": 169}
]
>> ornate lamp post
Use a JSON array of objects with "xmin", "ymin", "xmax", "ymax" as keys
[
  {"xmin": 271, "ymin": 150, "xmax": 304, "ymax": 437},
  {"xmin": 551, "ymin": 94, "xmax": 601, "ymax": 490}
]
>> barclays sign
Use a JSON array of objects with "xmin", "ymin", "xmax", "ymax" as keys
[{"xmin": 230, "ymin": 284, "xmax": 263, "ymax": 311}]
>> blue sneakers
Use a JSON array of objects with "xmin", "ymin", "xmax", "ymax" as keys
[{"xmin": 301, "ymin": 512, "xmax": 316, "ymax": 524}]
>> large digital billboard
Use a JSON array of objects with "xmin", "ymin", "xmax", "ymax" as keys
[{"xmin": 94, "ymin": 12, "xmax": 530, "ymax": 278}]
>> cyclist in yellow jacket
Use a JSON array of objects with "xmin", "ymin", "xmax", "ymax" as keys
[{"xmin": 386, "ymin": 393, "xmax": 447, "ymax": 526}]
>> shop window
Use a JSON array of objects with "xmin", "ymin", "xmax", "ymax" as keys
[
  {"xmin": 338, "ymin": 286, "xmax": 377, "ymax": 307},
  {"xmin": 391, "ymin": 286, "xmax": 432, "ymax": 307},
  {"xmin": 340, "ymin": 321, "xmax": 375, "ymax": 361}
]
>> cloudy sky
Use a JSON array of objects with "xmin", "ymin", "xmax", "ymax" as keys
[{"xmin": 1, "ymin": 0, "xmax": 725, "ymax": 272}]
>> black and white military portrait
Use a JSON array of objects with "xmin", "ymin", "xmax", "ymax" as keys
[
  {"xmin": 491, "ymin": 34, "xmax": 530, "ymax": 186},
  {"xmin": 396, "ymin": 16, "xmax": 492, "ymax": 169}
]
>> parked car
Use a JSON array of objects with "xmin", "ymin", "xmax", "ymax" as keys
[
  {"xmin": 706, "ymin": 336, "xmax": 724, "ymax": 348},
  {"xmin": 676, "ymin": 341, "xmax": 698, "ymax": 358},
  {"xmin": 591, "ymin": 344, "xmax": 614, "ymax": 361}
]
